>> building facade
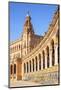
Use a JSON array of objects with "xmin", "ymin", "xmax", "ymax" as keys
[{"xmin": 10, "ymin": 9, "xmax": 59, "ymax": 85}]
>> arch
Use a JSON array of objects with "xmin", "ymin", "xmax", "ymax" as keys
[
  {"xmin": 42, "ymin": 50, "xmax": 45, "ymax": 69},
  {"xmin": 29, "ymin": 60, "xmax": 31, "ymax": 72},
  {"xmin": 14, "ymin": 64, "xmax": 16, "ymax": 74},
  {"xmin": 51, "ymin": 39, "xmax": 55, "ymax": 66},
  {"xmin": 46, "ymin": 46, "xmax": 49, "ymax": 68},
  {"xmin": 35, "ymin": 56, "xmax": 38, "ymax": 71},
  {"xmin": 32, "ymin": 59, "xmax": 34, "ymax": 72},
  {"xmin": 39, "ymin": 53, "xmax": 41, "ymax": 70}
]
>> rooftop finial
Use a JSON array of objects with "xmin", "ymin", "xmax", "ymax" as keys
[{"xmin": 26, "ymin": 11, "xmax": 30, "ymax": 17}]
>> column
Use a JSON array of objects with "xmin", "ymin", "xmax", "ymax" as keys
[
  {"xmin": 28, "ymin": 61, "xmax": 30, "ymax": 73},
  {"xmin": 13, "ymin": 64, "xmax": 14, "ymax": 80},
  {"xmin": 22, "ymin": 62, "xmax": 24, "ymax": 80},
  {"xmin": 49, "ymin": 45, "xmax": 52, "ymax": 67},
  {"xmin": 54, "ymin": 43, "xmax": 58, "ymax": 65},
  {"xmin": 45, "ymin": 50, "xmax": 47, "ymax": 69},
  {"xmin": 41, "ymin": 53, "xmax": 43, "ymax": 70},
  {"xmin": 38, "ymin": 58, "xmax": 39, "ymax": 71},
  {"xmin": 32, "ymin": 59, "xmax": 34, "ymax": 72},
  {"xmin": 26, "ymin": 63, "xmax": 27, "ymax": 73},
  {"xmin": 34, "ymin": 57, "xmax": 36, "ymax": 72},
  {"xmin": 37, "ymin": 56, "xmax": 39, "ymax": 71},
  {"xmin": 32, "ymin": 59, "xmax": 33, "ymax": 72}
]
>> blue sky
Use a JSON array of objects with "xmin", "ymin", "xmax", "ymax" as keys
[{"xmin": 9, "ymin": 2, "xmax": 58, "ymax": 42}]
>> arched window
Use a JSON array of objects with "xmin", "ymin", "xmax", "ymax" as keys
[
  {"xmin": 42, "ymin": 50, "xmax": 45, "ymax": 69},
  {"xmin": 10, "ymin": 65, "xmax": 13, "ymax": 74},
  {"xmin": 14, "ymin": 64, "xmax": 16, "ymax": 74},
  {"xmin": 46, "ymin": 46, "xmax": 49, "ymax": 68},
  {"xmin": 51, "ymin": 40, "xmax": 55, "ymax": 66},
  {"xmin": 32, "ymin": 59, "xmax": 34, "ymax": 72},
  {"xmin": 27, "ymin": 62, "xmax": 28, "ymax": 73},
  {"xmin": 39, "ymin": 54, "xmax": 41, "ymax": 70},
  {"xmin": 24, "ymin": 63, "xmax": 26, "ymax": 73},
  {"xmin": 35, "ymin": 56, "xmax": 38, "ymax": 71},
  {"xmin": 29, "ymin": 61, "xmax": 31, "ymax": 72}
]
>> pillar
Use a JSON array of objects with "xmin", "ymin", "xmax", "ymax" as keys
[
  {"xmin": 49, "ymin": 45, "xmax": 52, "ymax": 67},
  {"xmin": 54, "ymin": 43, "xmax": 58, "ymax": 65},
  {"xmin": 34, "ymin": 57, "xmax": 36, "ymax": 72},
  {"xmin": 28, "ymin": 61, "xmax": 30, "ymax": 73},
  {"xmin": 41, "ymin": 53, "xmax": 43, "ymax": 70},
  {"xmin": 37, "ymin": 55, "xmax": 40, "ymax": 71},
  {"xmin": 45, "ymin": 50, "xmax": 47, "ymax": 69}
]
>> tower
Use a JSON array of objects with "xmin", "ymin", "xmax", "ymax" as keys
[{"xmin": 22, "ymin": 12, "xmax": 34, "ymax": 57}]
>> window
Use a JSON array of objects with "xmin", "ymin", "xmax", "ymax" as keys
[
  {"xmin": 14, "ymin": 64, "xmax": 16, "ymax": 74},
  {"xmin": 39, "ymin": 54, "xmax": 41, "ymax": 70},
  {"xmin": 42, "ymin": 50, "xmax": 45, "ymax": 69}
]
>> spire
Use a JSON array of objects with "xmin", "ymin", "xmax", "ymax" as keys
[
  {"xmin": 24, "ymin": 11, "xmax": 31, "ymax": 26},
  {"xmin": 26, "ymin": 11, "xmax": 30, "ymax": 17},
  {"xmin": 26, "ymin": 11, "xmax": 31, "ymax": 20},
  {"xmin": 23, "ymin": 11, "xmax": 34, "ymax": 34}
]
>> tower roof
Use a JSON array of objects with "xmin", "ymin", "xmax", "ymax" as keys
[
  {"xmin": 26, "ymin": 11, "xmax": 30, "ymax": 17},
  {"xmin": 23, "ymin": 11, "xmax": 34, "ymax": 34},
  {"xmin": 24, "ymin": 11, "xmax": 31, "ymax": 27},
  {"xmin": 26, "ymin": 11, "xmax": 31, "ymax": 20}
]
